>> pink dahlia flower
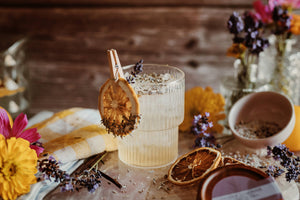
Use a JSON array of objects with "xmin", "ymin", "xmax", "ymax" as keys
[
  {"xmin": 0, "ymin": 109, "xmax": 44, "ymax": 156},
  {"xmin": 253, "ymin": 0, "xmax": 273, "ymax": 24},
  {"xmin": 269, "ymin": 0, "xmax": 300, "ymax": 9}
]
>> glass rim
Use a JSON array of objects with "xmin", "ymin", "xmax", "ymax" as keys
[{"xmin": 122, "ymin": 63, "xmax": 185, "ymax": 83}]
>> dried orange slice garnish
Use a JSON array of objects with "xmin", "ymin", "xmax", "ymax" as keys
[
  {"xmin": 168, "ymin": 147, "xmax": 221, "ymax": 185},
  {"xmin": 98, "ymin": 49, "xmax": 140, "ymax": 137}
]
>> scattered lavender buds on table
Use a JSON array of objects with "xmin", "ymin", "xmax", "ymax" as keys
[
  {"xmin": 266, "ymin": 144, "xmax": 300, "ymax": 182},
  {"xmin": 265, "ymin": 165, "xmax": 285, "ymax": 178}
]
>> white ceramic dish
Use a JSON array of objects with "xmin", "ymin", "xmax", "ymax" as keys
[{"xmin": 228, "ymin": 91, "xmax": 295, "ymax": 149}]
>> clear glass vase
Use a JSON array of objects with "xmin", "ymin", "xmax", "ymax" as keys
[
  {"xmin": 220, "ymin": 58, "xmax": 270, "ymax": 123},
  {"xmin": 286, "ymin": 52, "xmax": 300, "ymax": 105},
  {"xmin": 220, "ymin": 77, "xmax": 270, "ymax": 119},
  {"xmin": 0, "ymin": 39, "xmax": 30, "ymax": 118},
  {"xmin": 261, "ymin": 35, "xmax": 300, "ymax": 105}
]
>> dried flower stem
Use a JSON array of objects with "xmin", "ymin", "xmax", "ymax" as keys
[
  {"xmin": 238, "ymin": 52, "xmax": 258, "ymax": 89},
  {"xmin": 100, "ymin": 171, "xmax": 122, "ymax": 189},
  {"xmin": 72, "ymin": 152, "xmax": 107, "ymax": 175},
  {"xmin": 88, "ymin": 152, "xmax": 108, "ymax": 172},
  {"xmin": 76, "ymin": 152, "xmax": 122, "ymax": 189},
  {"xmin": 39, "ymin": 152, "xmax": 122, "ymax": 193}
]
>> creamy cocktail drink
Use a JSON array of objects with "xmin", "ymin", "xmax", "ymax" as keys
[{"xmin": 118, "ymin": 64, "xmax": 185, "ymax": 167}]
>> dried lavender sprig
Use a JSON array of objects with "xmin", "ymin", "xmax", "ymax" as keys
[
  {"xmin": 285, "ymin": 165, "xmax": 300, "ymax": 182},
  {"xmin": 191, "ymin": 112, "xmax": 213, "ymax": 135},
  {"xmin": 266, "ymin": 144, "xmax": 300, "ymax": 182},
  {"xmin": 83, "ymin": 152, "xmax": 122, "ymax": 189},
  {"xmin": 227, "ymin": 11, "xmax": 268, "ymax": 55},
  {"xmin": 267, "ymin": 144, "xmax": 296, "ymax": 167},
  {"xmin": 38, "ymin": 153, "xmax": 122, "ymax": 193},
  {"xmin": 70, "ymin": 168, "xmax": 103, "ymax": 192},
  {"xmin": 126, "ymin": 60, "xmax": 143, "ymax": 84},
  {"xmin": 191, "ymin": 112, "xmax": 220, "ymax": 149}
]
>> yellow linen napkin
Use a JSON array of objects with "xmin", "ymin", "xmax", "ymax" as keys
[{"xmin": 31, "ymin": 107, "xmax": 117, "ymax": 163}]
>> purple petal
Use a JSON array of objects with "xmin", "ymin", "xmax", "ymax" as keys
[
  {"xmin": 253, "ymin": 0, "xmax": 273, "ymax": 23},
  {"xmin": 0, "ymin": 109, "xmax": 12, "ymax": 138},
  {"xmin": 12, "ymin": 113, "xmax": 28, "ymax": 137},
  {"xmin": 201, "ymin": 124, "xmax": 208, "ymax": 131},
  {"xmin": 48, "ymin": 155, "xmax": 56, "ymax": 161},
  {"xmin": 65, "ymin": 182, "xmax": 74, "ymax": 191},
  {"xmin": 17, "ymin": 128, "xmax": 41, "ymax": 143}
]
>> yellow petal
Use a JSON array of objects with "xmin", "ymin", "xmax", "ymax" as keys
[
  {"xmin": 0, "ymin": 137, "xmax": 37, "ymax": 200},
  {"xmin": 179, "ymin": 86, "xmax": 225, "ymax": 133}
]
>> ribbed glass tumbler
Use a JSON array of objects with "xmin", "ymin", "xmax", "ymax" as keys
[{"xmin": 118, "ymin": 64, "xmax": 185, "ymax": 168}]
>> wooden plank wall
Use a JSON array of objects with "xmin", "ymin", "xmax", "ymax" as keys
[{"xmin": 0, "ymin": 0, "xmax": 256, "ymax": 115}]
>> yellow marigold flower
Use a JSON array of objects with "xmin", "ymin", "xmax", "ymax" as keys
[
  {"xmin": 226, "ymin": 43, "xmax": 246, "ymax": 58},
  {"xmin": 291, "ymin": 14, "xmax": 300, "ymax": 35},
  {"xmin": 179, "ymin": 86, "xmax": 226, "ymax": 134},
  {"xmin": 0, "ymin": 135, "xmax": 37, "ymax": 200}
]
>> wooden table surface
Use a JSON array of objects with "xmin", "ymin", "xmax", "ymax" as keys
[{"xmin": 42, "ymin": 133, "xmax": 299, "ymax": 200}]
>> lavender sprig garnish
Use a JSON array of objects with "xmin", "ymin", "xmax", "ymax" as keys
[
  {"xmin": 126, "ymin": 59, "xmax": 143, "ymax": 84},
  {"xmin": 191, "ymin": 112, "xmax": 221, "ymax": 149},
  {"xmin": 266, "ymin": 144, "xmax": 300, "ymax": 182}
]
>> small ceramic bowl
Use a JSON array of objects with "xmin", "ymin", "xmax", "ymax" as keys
[{"xmin": 228, "ymin": 91, "xmax": 295, "ymax": 149}]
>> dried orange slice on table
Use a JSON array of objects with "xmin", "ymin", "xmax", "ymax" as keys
[
  {"xmin": 168, "ymin": 147, "xmax": 221, "ymax": 185},
  {"xmin": 98, "ymin": 49, "xmax": 140, "ymax": 137}
]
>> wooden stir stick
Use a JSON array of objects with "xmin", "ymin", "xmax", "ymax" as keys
[{"xmin": 107, "ymin": 49, "xmax": 125, "ymax": 80}]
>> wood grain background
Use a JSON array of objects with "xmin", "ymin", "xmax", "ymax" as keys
[{"xmin": 0, "ymin": 0, "xmax": 257, "ymax": 115}]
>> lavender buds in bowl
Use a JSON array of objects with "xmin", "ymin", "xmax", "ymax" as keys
[{"xmin": 228, "ymin": 91, "xmax": 295, "ymax": 149}]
